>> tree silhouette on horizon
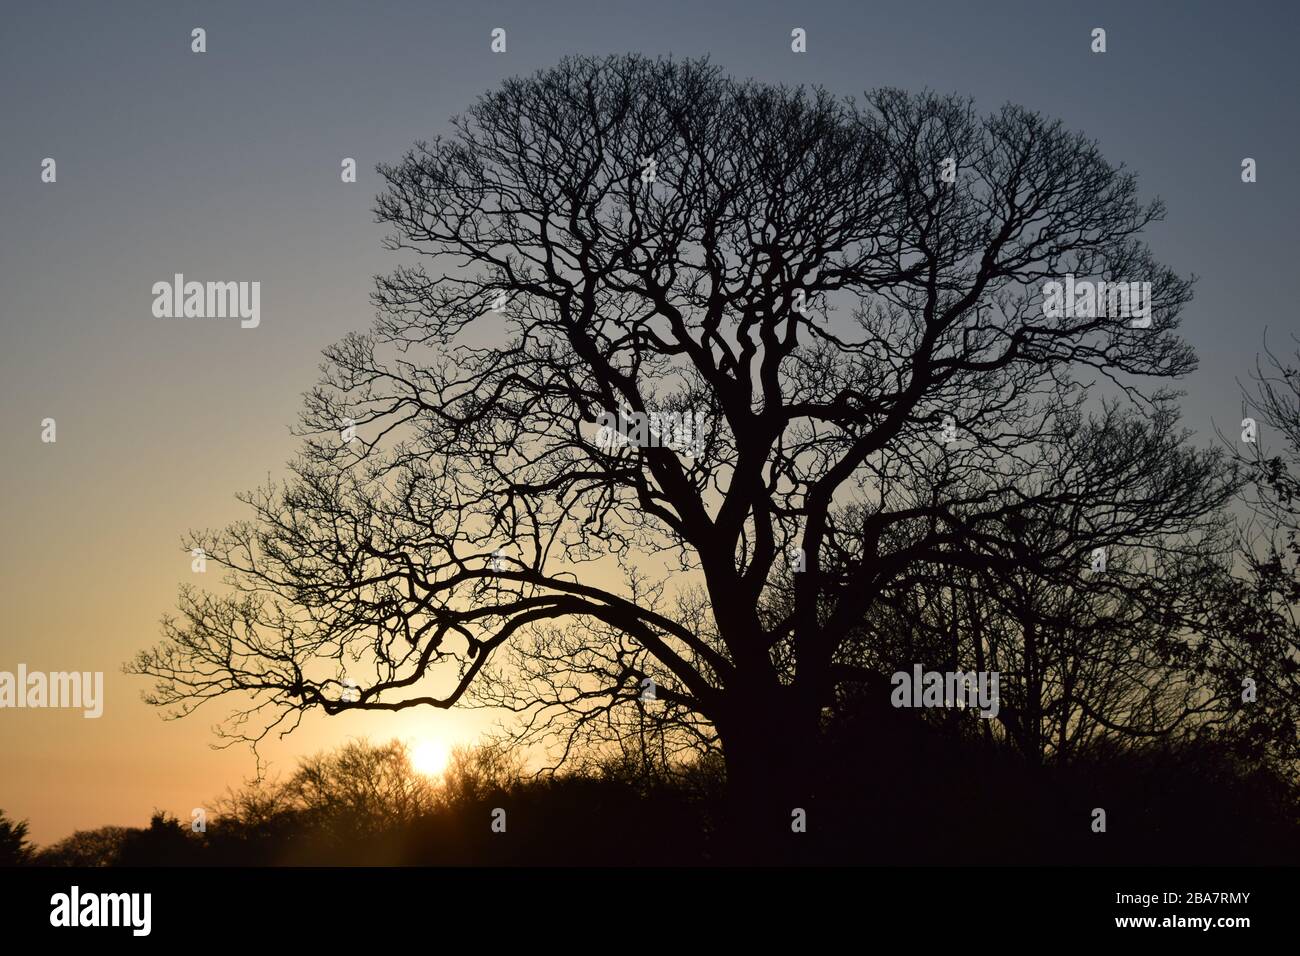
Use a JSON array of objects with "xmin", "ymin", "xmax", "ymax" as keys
[{"xmin": 128, "ymin": 54, "xmax": 1243, "ymax": 846}]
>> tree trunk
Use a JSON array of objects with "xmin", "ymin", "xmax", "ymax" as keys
[{"xmin": 715, "ymin": 687, "xmax": 822, "ymax": 864}]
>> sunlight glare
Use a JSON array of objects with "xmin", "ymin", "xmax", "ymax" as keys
[{"xmin": 410, "ymin": 739, "xmax": 451, "ymax": 777}]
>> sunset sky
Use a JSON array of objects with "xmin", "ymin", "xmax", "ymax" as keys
[{"xmin": 2, "ymin": 0, "xmax": 1297, "ymax": 844}]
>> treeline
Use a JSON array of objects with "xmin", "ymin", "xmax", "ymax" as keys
[
  {"xmin": 4, "ymin": 718, "xmax": 1297, "ymax": 866},
  {"xmin": 1, "ymin": 740, "xmax": 722, "ymax": 867}
]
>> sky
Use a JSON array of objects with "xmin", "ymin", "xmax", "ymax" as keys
[{"xmin": 1, "ymin": 0, "xmax": 1298, "ymax": 844}]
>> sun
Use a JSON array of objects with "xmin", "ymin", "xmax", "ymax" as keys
[{"xmin": 410, "ymin": 739, "xmax": 451, "ymax": 777}]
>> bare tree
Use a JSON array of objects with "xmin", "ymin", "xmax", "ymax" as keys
[
  {"xmin": 284, "ymin": 739, "xmax": 436, "ymax": 840},
  {"xmin": 129, "ymin": 55, "xmax": 1235, "ymax": 836},
  {"xmin": 1198, "ymin": 337, "xmax": 1300, "ymax": 767},
  {"xmin": 858, "ymin": 531, "xmax": 1236, "ymax": 766}
]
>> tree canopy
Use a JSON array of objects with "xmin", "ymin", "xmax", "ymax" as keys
[{"xmin": 130, "ymin": 56, "xmax": 1255, "ymax": 833}]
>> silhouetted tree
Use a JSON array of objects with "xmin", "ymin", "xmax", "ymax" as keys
[
  {"xmin": 0, "ymin": 810, "xmax": 33, "ymax": 866},
  {"xmin": 34, "ymin": 826, "xmax": 131, "ymax": 867},
  {"xmin": 130, "ymin": 55, "xmax": 1236, "ymax": 846},
  {"xmin": 438, "ymin": 742, "xmax": 523, "ymax": 810},
  {"xmin": 285, "ymin": 739, "xmax": 435, "ymax": 841},
  {"xmin": 848, "ymin": 526, "xmax": 1237, "ymax": 765},
  {"xmin": 1202, "ymin": 336, "xmax": 1300, "ymax": 768},
  {"xmin": 114, "ymin": 812, "xmax": 202, "ymax": 867}
]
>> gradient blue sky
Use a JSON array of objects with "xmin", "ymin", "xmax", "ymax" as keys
[{"xmin": 1, "ymin": 0, "xmax": 1297, "ymax": 842}]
